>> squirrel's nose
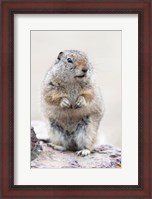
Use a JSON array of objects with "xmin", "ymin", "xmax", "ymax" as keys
[{"xmin": 82, "ymin": 68, "xmax": 88, "ymax": 73}]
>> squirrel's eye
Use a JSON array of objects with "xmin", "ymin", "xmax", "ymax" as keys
[{"xmin": 67, "ymin": 58, "xmax": 73, "ymax": 63}]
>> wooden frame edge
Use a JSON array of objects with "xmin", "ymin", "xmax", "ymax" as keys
[{"xmin": 1, "ymin": 0, "xmax": 151, "ymax": 198}]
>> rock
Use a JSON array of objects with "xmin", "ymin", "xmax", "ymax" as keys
[
  {"xmin": 31, "ymin": 128, "xmax": 121, "ymax": 168},
  {"xmin": 31, "ymin": 127, "xmax": 43, "ymax": 161}
]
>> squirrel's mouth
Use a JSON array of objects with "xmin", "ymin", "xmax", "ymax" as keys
[{"xmin": 75, "ymin": 74, "xmax": 86, "ymax": 78}]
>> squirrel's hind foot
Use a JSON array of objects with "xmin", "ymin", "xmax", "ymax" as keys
[
  {"xmin": 47, "ymin": 142, "xmax": 66, "ymax": 151},
  {"xmin": 76, "ymin": 149, "xmax": 90, "ymax": 156}
]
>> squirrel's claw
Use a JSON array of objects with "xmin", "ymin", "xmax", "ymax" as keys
[
  {"xmin": 60, "ymin": 97, "xmax": 71, "ymax": 109},
  {"xmin": 76, "ymin": 149, "xmax": 90, "ymax": 156},
  {"xmin": 75, "ymin": 96, "xmax": 86, "ymax": 109}
]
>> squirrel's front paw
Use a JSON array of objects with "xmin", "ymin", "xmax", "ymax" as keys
[
  {"xmin": 75, "ymin": 96, "xmax": 86, "ymax": 109},
  {"xmin": 60, "ymin": 97, "xmax": 71, "ymax": 109}
]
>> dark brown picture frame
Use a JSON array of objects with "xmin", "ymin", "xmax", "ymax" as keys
[{"xmin": 1, "ymin": 0, "xmax": 151, "ymax": 198}]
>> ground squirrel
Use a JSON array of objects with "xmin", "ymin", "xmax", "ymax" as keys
[{"xmin": 41, "ymin": 50, "xmax": 104, "ymax": 156}]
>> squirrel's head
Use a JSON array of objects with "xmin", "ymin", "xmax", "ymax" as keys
[{"xmin": 53, "ymin": 50, "xmax": 92, "ymax": 82}]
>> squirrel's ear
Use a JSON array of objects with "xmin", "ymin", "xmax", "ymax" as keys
[{"xmin": 57, "ymin": 52, "xmax": 63, "ymax": 60}]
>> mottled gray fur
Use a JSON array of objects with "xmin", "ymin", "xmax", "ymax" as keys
[{"xmin": 41, "ymin": 50, "xmax": 104, "ymax": 156}]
